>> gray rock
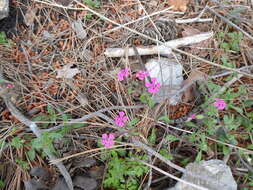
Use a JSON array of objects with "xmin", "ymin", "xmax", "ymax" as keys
[
  {"xmin": 73, "ymin": 176, "xmax": 97, "ymax": 190},
  {"xmin": 52, "ymin": 177, "xmax": 69, "ymax": 190},
  {"xmin": 30, "ymin": 166, "xmax": 50, "ymax": 180},
  {"xmin": 73, "ymin": 157, "xmax": 96, "ymax": 168},
  {"xmin": 0, "ymin": 0, "xmax": 9, "ymax": 20},
  {"xmin": 24, "ymin": 179, "xmax": 48, "ymax": 190},
  {"xmin": 166, "ymin": 160, "xmax": 237, "ymax": 190}
]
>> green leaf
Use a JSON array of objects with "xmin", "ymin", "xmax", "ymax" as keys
[
  {"xmin": 11, "ymin": 137, "xmax": 24, "ymax": 148},
  {"xmin": 221, "ymin": 56, "xmax": 228, "ymax": 65},
  {"xmin": 27, "ymin": 149, "xmax": 36, "ymax": 161},
  {"xmin": 199, "ymin": 134, "xmax": 208, "ymax": 151},
  {"xmin": 229, "ymin": 8, "xmax": 246, "ymax": 17},
  {"xmin": 185, "ymin": 121, "xmax": 197, "ymax": 127},
  {"xmin": 196, "ymin": 114, "xmax": 204, "ymax": 119},
  {"xmin": 148, "ymin": 128, "xmax": 156, "ymax": 145},
  {"xmin": 243, "ymin": 100, "xmax": 253, "ymax": 108},
  {"xmin": 32, "ymin": 115, "xmax": 50, "ymax": 127},
  {"xmin": 0, "ymin": 180, "xmax": 5, "ymax": 188},
  {"xmin": 222, "ymin": 145, "xmax": 231, "ymax": 155},
  {"xmin": 85, "ymin": 12, "xmax": 93, "ymax": 19},
  {"xmin": 140, "ymin": 93, "xmax": 155, "ymax": 108},
  {"xmin": 247, "ymin": 144, "xmax": 253, "ymax": 150},
  {"xmin": 16, "ymin": 159, "xmax": 29, "ymax": 171},
  {"xmin": 84, "ymin": 0, "xmax": 101, "ymax": 8},
  {"xmin": 195, "ymin": 151, "xmax": 202, "ymax": 162},
  {"xmin": 127, "ymin": 118, "xmax": 140, "ymax": 128},
  {"xmin": 47, "ymin": 105, "xmax": 56, "ymax": 122},
  {"xmin": 0, "ymin": 32, "xmax": 8, "ymax": 44},
  {"xmin": 158, "ymin": 115, "xmax": 172, "ymax": 124},
  {"xmin": 159, "ymin": 148, "xmax": 173, "ymax": 160},
  {"xmin": 229, "ymin": 104, "xmax": 243, "ymax": 114},
  {"xmin": 48, "ymin": 132, "xmax": 63, "ymax": 139},
  {"xmin": 166, "ymin": 135, "xmax": 179, "ymax": 143},
  {"xmin": 220, "ymin": 42, "xmax": 230, "ymax": 51}
]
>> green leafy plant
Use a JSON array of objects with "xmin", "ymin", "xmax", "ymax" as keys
[
  {"xmin": 0, "ymin": 180, "xmax": 5, "ymax": 188},
  {"xmin": 98, "ymin": 137, "xmax": 148, "ymax": 190},
  {"xmin": 0, "ymin": 32, "xmax": 8, "ymax": 44},
  {"xmin": 103, "ymin": 150, "xmax": 149, "ymax": 190},
  {"xmin": 31, "ymin": 131, "xmax": 63, "ymax": 156},
  {"xmin": 83, "ymin": 0, "xmax": 101, "ymax": 8},
  {"xmin": 218, "ymin": 31, "xmax": 243, "ymax": 52},
  {"xmin": 16, "ymin": 159, "xmax": 29, "ymax": 171},
  {"xmin": 140, "ymin": 92, "xmax": 155, "ymax": 108}
]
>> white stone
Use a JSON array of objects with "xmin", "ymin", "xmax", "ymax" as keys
[
  {"xmin": 145, "ymin": 58, "xmax": 183, "ymax": 105},
  {"xmin": 166, "ymin": 160, "xmax": 237, "ymax": 190},
  {"xmin": 0, "ymin": 0, "xmax": 9, "ymax": 20}
]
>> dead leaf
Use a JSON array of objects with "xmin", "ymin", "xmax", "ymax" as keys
[
  {"xmin": 24, "ymin": 8, "xmax": 37, "ymax": 26},
  {"xmin": 182, "ymin": 27, "xmax": 212, "ymax": 55},
  {"xmin": 182, "ymin": 70, "xmax": 207, "ymax": 102},
  {"xmin": 168, "ymin": 0, "xmax": 190, "ymax": 12},
  {"xmin": 56, "ymin": 64, "xmax": 80, "ymax": 79},
  {"xmin": 71, "ymin": 19, "xmax": 87, "ymax": 40}
]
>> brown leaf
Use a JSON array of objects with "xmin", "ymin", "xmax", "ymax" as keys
[
  {"xmin": 181, "ymin": 70, "xmax": 207, "ymax": 102},
  {"xmin": 24, "ymin": 8, "xmax": 37, "ymax": 26},
  {"xmin": 182, "ymin": 27, "xmax": 212, "ymax": 55},
  {"xmin": 167, "ymin": 0, "xmax": 190, "ymax": 12},
  {"xmin": 56, "ymin": 64, "xmax": 80, "ymax": 79}
]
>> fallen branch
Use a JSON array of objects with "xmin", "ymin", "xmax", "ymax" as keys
[
  {"xmin": 0, "ymin": 73, "xmax": 73, "ymax": 190},
  {"xmin": 104, "ymin": 32, "xmax": 213, "ymax": 57}
]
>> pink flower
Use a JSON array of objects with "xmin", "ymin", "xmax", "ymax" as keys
[
  {"xmin": 145, "ymin": 78, "xmax": 161, "ymax": 94},
  {"xmin": 6, "ymin": 84, "xmax": 14, "ymax": 89},
  {"xmin": 118, "ymin": 68, "xmax": 130, "ymax": 81},
  {"xmin": 213, "ymin": 98, "xmax": 226, "ymax": 110},
  {"xmin": 101, "ymin": 133, "xmax": 115, "ymax": 148},
  {"xmin": 115, "ymin": 112, "xmax": 128, "ymax": 127},
  {"xmin": 189, "ymin": 114, "xmax": 196, "ymax": 120},
  {"xmin": 136, "ymin": 70, "xmax": 149, "ymax": 80}
]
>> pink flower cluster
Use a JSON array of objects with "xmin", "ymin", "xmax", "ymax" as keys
[
  {"xmin": 135, "ymin": 70, "xmax": 149, "ymax": 80},
  {"xmin": 101, "ymin": 133, "xmax": 115, "ymax": 148},
  {"xmin": 118, "ymin": 68, "xmax": 130, "ymax": 81},
  {"xmin": 101, "ymin": 111, "xmax": 129, "ymax": 148},
  {"xmin": 145, "ymin": 78, "xmax": 161, "ymax": 94},
  {"xmin": 213, "ymin": 98, "xmax": 226, "ymax": 110},
  {"xmin": 6, "ymin": 84, "xmax": 14, "ymax": 89},
  {"xmin": 117, "ymin": 68, "xmax": 160, "ymax": 94},
  {"xmin": 115, "ymin": 111, "xmax": 128, "ymax": 127}
]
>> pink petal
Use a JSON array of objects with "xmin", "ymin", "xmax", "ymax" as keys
[
  {"xmin": 156, "ymin": 82, "xmax": 161, "ymax": 88},
  {"xmin": 145, "ymin": 81, "xmax": 152, "ymax": 88},
  {"xmin": 102, "ymin": 134, "xmax": 108, "ymax": 139},
  {"xmin": 6, "ymin": 84, "xmax": 14, "ymax": 89},
  {"xmin": 189, "ymin": 114, "xmax": 196, "ymax": 119},
  {"xmin": 119, "ymin": 112, "xmax": 125, "ymax": 117},
  {"xmin": 118, "ymin": 73, "xmax": 124, "ymax": 81},
  {"xmin": 151, "ymin": 78, "xmax": 157, "ymax": 83},
  {"xmin": 108, "ymin": 133, "xmax": 115, "ymax": 140},
  {"xmin": 122, "ymin": 116, "xmax": 128, "ymax": 122},
  {"xmin": 148, "ymin": 87, "xmax": 158, "ymax": 94}
]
